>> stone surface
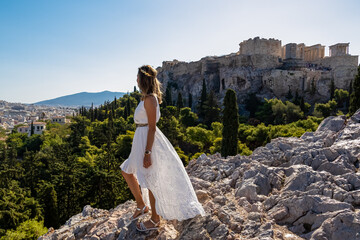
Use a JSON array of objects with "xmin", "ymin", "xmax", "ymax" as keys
[{"xmin": 39, "ymin": 109, "xmax": 360, "ymax": 240}]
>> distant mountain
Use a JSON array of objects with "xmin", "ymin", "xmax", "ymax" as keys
[{"xmin": 33, "ymin": 91, "xmax": 127, "ymax": 107}]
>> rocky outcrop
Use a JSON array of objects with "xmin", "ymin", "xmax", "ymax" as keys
[
  {"xmin": 39, "ymin": 109, "xmax": 360, "ymax": 240},
  {"xmin": 156, "ymin": 41, "xmax": 358, "ymax": 110}
]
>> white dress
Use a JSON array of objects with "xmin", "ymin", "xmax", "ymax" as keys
[{"xmin": 120, "ymin": 96, "xmax": 206, "ymax": 221}]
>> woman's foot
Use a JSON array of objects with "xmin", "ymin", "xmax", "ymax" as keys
[
  {"xmin": 130, "ymin": 205, "xmax": 149, "ymax": 221},
  {"xmin": 136, "ymin": 217, "xmax": 161, "ymax": 231}
]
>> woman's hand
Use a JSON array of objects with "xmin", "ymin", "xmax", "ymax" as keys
[{"xmin": 143, "ymin": 154, "xmax": 152, "ymax": 168}]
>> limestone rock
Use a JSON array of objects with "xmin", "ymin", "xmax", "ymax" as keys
[{"xmin": 39, "ymin": 110, "xmax": 360, "ymax": 240}]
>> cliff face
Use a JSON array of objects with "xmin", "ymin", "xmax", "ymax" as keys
[
  {"xmin": 39, "ymin": 109, "xmax": 360, "ymax": 240},
  {"xmin": 156, "ymin": 54, "xmax": 358, "ymax": 111}
]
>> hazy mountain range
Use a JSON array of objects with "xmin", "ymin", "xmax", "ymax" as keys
[{"xmin": 33, "ymin": 91, "xmax": 127, "ymax": 107}]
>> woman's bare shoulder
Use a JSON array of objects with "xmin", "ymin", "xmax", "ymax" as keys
[{"xmin": 144, "ymin": 94, "xmax": 157, "ymax": 107}]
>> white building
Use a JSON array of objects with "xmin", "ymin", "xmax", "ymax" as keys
[
  {"xmin": 17, "ymin": 122, "xmax": 46, "ymax": 136},
  {"xmin": 51, "ymin": 116, "xmax": 69, "ymax": 125},
  {"xmin": 17, "ymin": 125, "xmax": 30, "ymax": 134}
]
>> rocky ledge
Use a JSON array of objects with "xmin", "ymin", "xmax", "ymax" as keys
[{"xmin": 39, "ymin": 109, "xmax": 360, "ymax": 240}]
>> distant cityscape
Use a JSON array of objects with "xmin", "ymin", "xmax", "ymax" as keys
[
  {"xmin": 0, "ymin": 90, "xmax": 129, "ymax": 138},
  {"xmin": 0, "ymin": 100, "xmax": 77, "ymax": 135},
  {"xmin": 0, "ymin": 100, "xmax": 76, "ymax": 137}
]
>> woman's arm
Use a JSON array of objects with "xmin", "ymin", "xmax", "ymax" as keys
[{"xmin": 143, "ymin": 94, "xmax": 157, "ymax": 168}]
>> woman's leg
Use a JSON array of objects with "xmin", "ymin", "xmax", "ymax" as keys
[
  {"xmin": 148, "ymin": 189, "xmax": 160, "ymax": 221},
  {"xmin": 121, "ymin": 170, "xmax": 148, "ymax": 217},
  {"xmin": 137, "ymin": 189, "xmax": 161, "ymax": 229}
]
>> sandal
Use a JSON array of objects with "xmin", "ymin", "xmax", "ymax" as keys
[
  {"xmin": 130, "ymin": 205, "xmax": 149, "ymax": 222},
  {"xmin": 136, "ymin": 218, "xmax": 160, "ymax": 232}
]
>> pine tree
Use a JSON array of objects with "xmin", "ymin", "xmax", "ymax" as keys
[
  {"xmin": 188, "ymin": 92, "xmax": 193, "ymax": 109},
  {"xmin": 165, "ymin": 84, "xmax": 172, "ymax": 106},
  {"xmin": 221, "ymin": 89, "xmax": 239, "ymax": 158},
  {"xmin": 293, "ymin": 90, "xmax": 300, "ymax": 105},
  {"xmin": 310, "ymin": 78, "xmax": 316, "ymax": 95},
  {"xmin": 134, "ymin": 86, "xmax": 137, "ymax": 92},
  {"xmin": 123, "ymin": 106, "xmax": 128, "ymax": 119},
  {"xmin": 349, "ymin": 66, "xmax": 360, "ymax": 115},
  {"xmin": 42, "ymin": 184, "xmax": 59, "ymax": 228},
  {"xmin": 300, "ymin": 96, "xmax": 305, "ymax": 112},
  {"xmin": 114, "ymin": 96, "xmax": 117, "ymax": 108},
  {"xmin": 90, "ymin": 103, "xmax": 94, "ymax": 122},
  {"xmin": 346, "ymin": 79, "xmax": 353, "ymax": 110},
  {"xmin": 204, "ymin": 90, "xmax": 221, "ymax": 127},
  {"xmin": 30, "ymin": 121, "xmax": 34, "ymax": 136},
  {"xmin": 176, "ymin": 92, "xmax": 184, "ymax": 111},
  {"xmin": 104, "ymin": 105, "xmax": 108, "ymax": 119},
  {"xmin": 244, "ymin": 93, "xmax": 260, "ymax": 118},
  {"xmin": 197, "ymin": 78, "xmax": 208, "ymax": 119},
  {"xmin": 126, "ymin": 97, "xmax": 131, "ymax": 117},
  {"xmin": 286, "ymin": 86, "xmax": 293, "ymax": 100}
]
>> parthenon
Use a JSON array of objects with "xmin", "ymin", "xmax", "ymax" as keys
[{"xmin": 238, "ymin": 37, "xmax": 353, "ymax": 62}]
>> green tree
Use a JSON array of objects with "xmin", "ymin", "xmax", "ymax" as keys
[
  {"xmin": 176, "ymin": 92, "xmax": 184, "ymax": 112},
  {"xmin": 165, "ymin": 84, "xmax": 172, "ymax": 106},
  {"xmin": 211, "ymin": 122, "xmax": 223, "ymax": 138},
  {"xmin": 245, "ymin": 93, "xmax": 261, "ymax": 118},
  {"xmin": 0, "ymin": 180, "xmax": 43, "ymax": 231},
  {"xmin": 313, "ymin": 99, "xmax": 337, "ymax": 118},
  {"xmin": 334, "ymin": 89, "xmax": 349, "ymax": 109},
  {"xmin": 221, "ymin": 89, "xmax": 239, "ymax": 157},
  {"xmin": 30, "ymin": 121, "xmax": 34, "ymax": 136},
  {"xmin": 284, "ymin": 101, "xmax": 304, "ymax": 123},
  {"xmin": 188, "ymin": 92, "xmax": 193, "ymax": 109},
  {"xmin": 179, "ymin": 107, "xmax": 198, "ymax": 128},
  {"xmin": 185, "ymin": 126, "xmax": 214, "ymax": 153},
  {"xmin": 293, "ymin": 90, "xmax": 300, "ymax": 105},
  {"xmin": 113, "ymin": 131, "xmax": 134, "ymax": 162},
  {"xmin": 1, "ymin": 219, "xmax": 47, "ymax": 240},
  {"xmin": 157, "ymin": 110, "xmax": 183, "ymax": 147},
  {"xmin": 255, "ymin": 99, "xmax": 273, "ymax": 124},
  {"xmin": 90, "ymin": 103, "xmax": 94, "ymax": 122},
  {"xmin": 203, "ymin": 90, "xmax": 221, "ymax": 128},
  {"xmin": 310, "ymin": 78, "xmax": 316, "ymax": 95},
  {"xmin": 237, "ymin": 140, "xmax": 252, "ymax": 156},
  {"xmin": 35, "ymin": 181, "xmax": 59, "ymax": 228},
  {"xmin": 68, "ymin": 116, "xmax": 91, "ymax": 153},
  {"xmin": 238, "ymin": 123, "xmax": 269, "ymax": 150},
  {"xmin": 349, "ymin": 66, "xmax": 360, "ymax": 115},
  {"xmin": 197, "ymin": 78, "xmax": 208, "ymax": 120}
]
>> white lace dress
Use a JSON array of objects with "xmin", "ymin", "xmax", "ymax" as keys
[{"xmin": 120, "ymin": 96, "xmax": 206, "ymax": 221}]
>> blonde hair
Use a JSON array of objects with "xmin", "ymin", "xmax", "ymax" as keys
[{"xmin": 138, "ymin": 65, "xmax": 163, "ymax": 104}]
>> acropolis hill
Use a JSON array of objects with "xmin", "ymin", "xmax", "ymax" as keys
[{"xmin": 156, "ymin": 37, "xmax": 359, "ymax": 110}]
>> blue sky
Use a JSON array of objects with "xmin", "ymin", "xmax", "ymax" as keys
[{"xmin": 0, "ymin": 0, "xmax": 359, "ymax": 103}]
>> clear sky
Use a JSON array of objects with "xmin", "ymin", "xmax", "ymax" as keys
[{"xmin": 0, "ymin": 0, "xmax": 359, "ymax": 104}]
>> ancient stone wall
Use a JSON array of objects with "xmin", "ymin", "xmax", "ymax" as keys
[
  {"xmin": 329, "ymin": 43, "xmax": 349, "ymax": 56},
  {"xmin": 296, "ymin": 43, "xmax": 305, "ymax": 59},
  {"xmin": 239, "ymin": 37, "xmax": 282, "ymax": 57},
  {"xmin": 303, "ymin": 44, "xmax": 325, "ymax": 61},
  {"xmin": 285, "ymin": 43, "xmax": 297, "ymax": 59},
  {"xmin": 312, "ymin": 55, "xmax": 358, "ymax": 69}
]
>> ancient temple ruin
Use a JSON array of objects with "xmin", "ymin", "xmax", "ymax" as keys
[
  {"xmin": 238, "ymin": 37, "xmax": 354, "ymax": 64},
  {"xmin": 329, "ymin": 43, "xmax": 350, "ymax": 56},
  {"xmin": 157, "ymin": 37, "xmax": 359, "ymax": 109}
]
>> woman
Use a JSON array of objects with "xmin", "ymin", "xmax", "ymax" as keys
[{"xmin": 120, "ymin": 65, "xmax": 206, "ymax": 232}]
